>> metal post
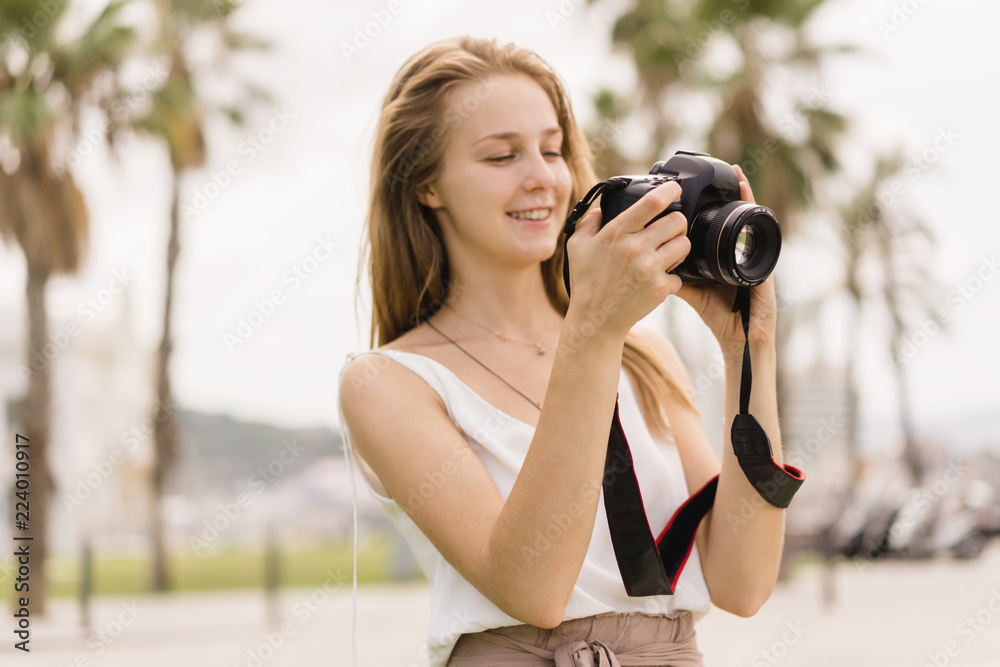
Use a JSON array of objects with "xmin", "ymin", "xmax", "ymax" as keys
[
  {"xmin": 265, "ymin": 524, "xmax": 281, "ymax": 628},
  {"xmin": 80, "ymin": 537, "xmax": 93, "ymax": 635}
]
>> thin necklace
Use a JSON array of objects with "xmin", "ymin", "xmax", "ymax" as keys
[
  {"xmin": 444, "ymin": 302, "xmax": 550, "ymax": 355},
  {"xmin": 424, "ymin": 318, "xmax": 543, "ymax": 411}
]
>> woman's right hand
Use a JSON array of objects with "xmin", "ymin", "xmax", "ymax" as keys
[{"xmin": 563, "ymin": 180, "xmax": 690, "ymax": 343}]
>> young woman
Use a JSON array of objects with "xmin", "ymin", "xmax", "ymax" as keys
[{"xmin": 338, "ymin": 36, "xmax": 788, "ymax": 666}]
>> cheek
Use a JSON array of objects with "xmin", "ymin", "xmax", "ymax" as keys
[
  {"xmin": 441, "ymin": 166, "xmax": 500, "ymax": 209},
  {"xmin": 554, "ymin": 163, "xmax": 573, "ymax": 204},
  {"xmin": 474, "ymin": 170, "xmax": 518, "ymax": 206}
]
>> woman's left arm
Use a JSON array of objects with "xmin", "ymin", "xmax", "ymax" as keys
[
  {"xmin": 704, "ymin": 334, "xmax": 785, "ymax": 617},
  {"xmin": 654, "ymin": 164, "xmax": 788, "ymax": 616},
  {"xmin": 641, "ymin": 323, "xmax": 784, "ymax": 617}
]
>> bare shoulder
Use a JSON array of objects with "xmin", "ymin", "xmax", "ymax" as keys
[
  {"xmin": 337, "ymin": 327, "xmax": 506, "ymax": 594},
  {"xmin": 337, "ymin": 322, "xmax": 456, "ymax": 496},
  {"xmin": 339, "ymin": 324, "xmax": 447, "ymax": 424},
  {"xmin": 339, "ymin": 322, "xmax": 445, "ymax": 400}
]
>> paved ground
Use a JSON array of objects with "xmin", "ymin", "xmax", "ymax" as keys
[{"xmin": 4, "ymin": 541, "xmax": 1000, "ymax": 666}]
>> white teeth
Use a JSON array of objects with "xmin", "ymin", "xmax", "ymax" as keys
[{"xmin": 507, "ymin": 208, "xmax": 551, "ymax": 221}]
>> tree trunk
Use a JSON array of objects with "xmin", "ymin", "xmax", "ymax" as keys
[
  {"xmin": 22, "ymin": 268, "xmax": 53, "ymax": 616},
  {"xmin": 845, "ymin": 289, "xmax": 863, "ymax": 487},
  {"xmin": 150, "ymin": 170, "xmax": 183, "ymax": 591},
  {"xmin": 818, "ymin": 293, "xmax": 864, "ymax": 609},
  {"xmin": 877, "ymin": 223, "xmax": 923, "ymax": 484},
  {"xmin": 889, "ymin": 331, "xmax": 921, "ymax": 483}
]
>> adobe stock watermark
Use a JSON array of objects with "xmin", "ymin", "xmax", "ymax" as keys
[
  {"xmin": 556, "ymin": 267, "xmax": 655, "ymax": 361},
  {"xmin": 544, "ymin": 0, "xmax": 587, "ymax": 30},
  {"xmin": 871, "ymin": 126, "xmax": 959, "ymax": 212},
  {"xmin": 188, "ymin": 438, "xmax": 305, "ymax": 554},
  {"xmin": 853, "ymin": 459, "xmax": 968, "ymax": 572},
  {"xmin": 213, "ymin": 0, "xmax": 244, "ymax": 17},
  {"xmin": 921, "ymin": 589, "xmax": 1000, "ymax": 667},
  {"xmin": 738, "ymin": 84, "xmax": 832, "ymax": 178},
  {"xmin": 588, "ymin": 118, "xmax": 625, "ymax": 158},
  {"xmin": 894, "ymin": 253, "xmax": 998, "ymax": 366},
  {"xmin": 385, "ymin": 77, "xmax": 501, "ymax": 189},
  {"xmin": 181, "ymin": 107, "xmax": 295, "ymax": 222},
  {"xmin": 403, "ymin": 435, "xmax": 480, "ymax": 513},
  {"xmin": 54, "ymin": 601, "xmax": 144, "ymax": 667},
  {"xmin": 685, "ymin": 285, "xmax": 797, "ymax": 403},
  {"xmin": 343, "ymin": 280, "xmax": 469, "ymax": 391},
  {"xmin": 62, "ymin": 397, "xmax": 179, "ymax": 513},
  {"xmin": 56, "ymin": 65, "xmax": 169, "ymax": 172},
  {"xmin": 727, "ymin": 417, "xmax": 840, "ymax": 533},
  {"xmin": 15, "ymin": 0, "xmax": 65, "ymax": 40},
  {"xmin": 520, "ymin": 447, "xmax": 634, "ymax": 565},
  {"xmin": 224, "ymin": 235, "xmax": 339, "ymax": 352},
  {"xmin": 424, "ymin": 611, "xmax": 477, "ymax": 663},
  {"xmin": 849, "ymin": 126, "xmax": 959, "ymax": 241},
  {"xmin": 558, "ymin": 227, "xmax": 785, "ymax": 360},
  {"xmin": 750, "ymin": 620, "xmax": 808, "ymax": 666},
  {"xmin": 669, "ymin": 0, "xmax": 753, "ymax": 74},
  {"xmin": 878, "ymin": 0, "xmax": 931, "ymax": 39},
  {"xmin": 17, "ymin": 268, "xmax": 134, "ymax": 384},
  {"xmin": 232, "ymin": 568, "xmax": 346, "ymax": 667},
  {"xmin": 340, "ymin": 0, "xmax": 404, "ymax": 63}
]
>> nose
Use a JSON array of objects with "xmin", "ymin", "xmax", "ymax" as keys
[{"xmin": 521, "ymin": 148, "xmax": 560, "ymax": 191}]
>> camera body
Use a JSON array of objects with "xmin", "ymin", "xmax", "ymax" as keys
[{"xmin": 599, "ymin": 150, "xmax": 781, "ymax": 287}]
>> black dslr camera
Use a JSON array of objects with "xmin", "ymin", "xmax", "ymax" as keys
[{"xmin": 600, "ymin": 150, "xmax": 781, "ymax": 287}]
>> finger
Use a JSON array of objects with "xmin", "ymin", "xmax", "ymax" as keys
[
  {"xmin": 733, "ymin": 164, "xmax": 756, "ymax": 204},
  {"xmin": 644, "ymin": 210, "xmax": 688, "ymax": 249},
  {"xmin": 674, "ymin": 281, "xmax": 707, "ymax": 311},
  {"xmin": 675, "ymin": 282, "xmax": 713, "ymax": 314},
  {"xmin": 657, "ymin": 233, "xmax": 692, "ymax": 274},
  {"xmin": 676, "ymin": 280, "xmax": 734, "ymax": 313},
  {"xmin": 612, "ymin": 180, "xmax": 682, "ymax": 234},
  {"xmin": 568, "ymin": 206, "xmax": 602, "ymax": 240}
]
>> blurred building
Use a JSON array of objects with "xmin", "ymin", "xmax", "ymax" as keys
[
  {"xmin": 0, "ymin": 287, "xmax": 156, "ymax": 557},
  {"xmin": 1, "ymin": 287, "xmax": 390, "ymax": 569},
  {"xmin": 780, "ymin": 364, "xmax": 854, "ymax": 537}
]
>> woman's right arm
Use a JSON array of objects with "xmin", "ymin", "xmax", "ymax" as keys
[{"xmin": 339, "ymin": 181, "xmax": 688, "ymax": 629}]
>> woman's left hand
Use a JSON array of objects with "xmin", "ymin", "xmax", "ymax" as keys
[{"xmin": 674, "ymin": 165, "xmax": 778, "ymax": 359}]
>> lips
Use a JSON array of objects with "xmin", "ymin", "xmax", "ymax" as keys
[{"xmin": 506, "ymin": 207, "xmax": 553, "ymax": 221}]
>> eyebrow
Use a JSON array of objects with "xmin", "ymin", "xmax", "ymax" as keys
[{"xmin": 472, "ymin": 127, "xmax": 563, "ymax": 146}]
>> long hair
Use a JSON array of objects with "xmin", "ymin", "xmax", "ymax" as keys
[{"xmin": 358, "ymin": 36, "xmax": 696, "ymax": 442}]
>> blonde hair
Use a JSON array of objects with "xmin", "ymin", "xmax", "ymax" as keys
[{"xmin": 359, "ymin": 36, "xmax": 695, "ymax": 441}]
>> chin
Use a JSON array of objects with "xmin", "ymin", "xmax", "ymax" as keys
[
  {"xmin": 494, "ymin": 238, "xmax": 556, "ymax": 267},
  {"xmin": 525, "ymin": 238, "xmax": 562, "ymax": 264}
]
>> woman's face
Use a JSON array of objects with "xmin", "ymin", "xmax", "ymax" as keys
[{"xmin": 418, "ymin": 74, "xmax": 573, "ymax": 271}]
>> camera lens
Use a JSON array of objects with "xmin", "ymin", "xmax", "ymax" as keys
[
  {"xmin": 734, "ymin": 225, "xmax": 755, "ymax": 267},
  {"xmin": 690, "ymin": 201, "xmax": 781, "ymax": 287}
]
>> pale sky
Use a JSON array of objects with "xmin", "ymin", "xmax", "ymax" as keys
[{"xmin": 1, "ymin": 0, "xmax": 997, "ymax": 443}]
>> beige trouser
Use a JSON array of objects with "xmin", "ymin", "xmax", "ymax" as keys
[{"xmin": 447, "ymin": 610, "xmax": 704, "ymax": 666}]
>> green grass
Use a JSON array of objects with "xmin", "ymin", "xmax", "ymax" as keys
[{"xmin": 2, "ymin": 533, "xmax": 418, "ymax": 599}]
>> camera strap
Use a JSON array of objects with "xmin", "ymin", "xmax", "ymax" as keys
[{"xmin": 562, "ymin": 190, "xmax": 804, "ymax": 597}]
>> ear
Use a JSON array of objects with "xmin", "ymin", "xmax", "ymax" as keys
[{"xmin": 416, "ymin": 183, "xmax": 442, "ymax": 209}]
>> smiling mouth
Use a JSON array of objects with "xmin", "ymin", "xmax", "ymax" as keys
[{"xmin": 506, "ymin": 208, "xmax": 552, "ymax": 221}]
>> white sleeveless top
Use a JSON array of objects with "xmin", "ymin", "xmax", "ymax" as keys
[{"xmin": 337, "ymin": 348, "xmax": 711, "ymax": 667}]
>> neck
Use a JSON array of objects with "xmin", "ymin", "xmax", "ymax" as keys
[{"xmin": 436, "ymin": 262, "xmax": 560, "ymax": 341}]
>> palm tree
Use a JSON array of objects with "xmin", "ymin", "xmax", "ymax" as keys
[
  {"xmin": 586, "ymin": 0, "xmax": 940, "ymax": 598},
  {"xmin": 589, "ymin": 0, "xmax": 848, "ymax": 226},
  {"xmin": 800, "ymin": 154, "xmax": 938, "ymax": 607},
  {"xmin": 587, "ymin": 0, "xmax": 851, "ymax": 437},
  {"xmin": 132, "ymin": 0, "xmax": 269, "ymax": 590},
  {"xmin": 835, "ymin": 154, "xmax": 936, "ymax": 484},
  {"xmin": 0, "ymin": 0, "xmax": 138, "ymax": 614}
]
